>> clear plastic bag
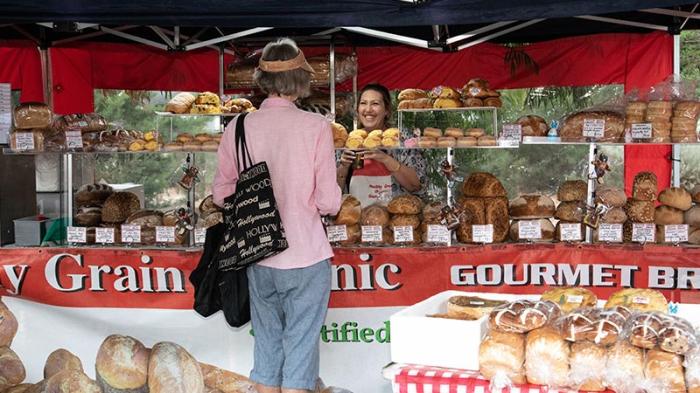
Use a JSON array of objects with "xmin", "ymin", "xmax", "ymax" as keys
[
  {"xmin": 644, "ymin": 349, "xmax": 687, "ymax": 393},
  {"xmin": 568, "ymin": 341, "xmax": 606, "ymax": 391},
  {"xmin": 488, "ymin": 300, "xmax": 561, "ymax": 334},
  {"xmin": 524, "ymin": 326, "xmax": 570, "ymax": 388},
  {"xmin": 479, "ymin": 330, "xmax": 526, "ymax": 390},
  {"xmin": 605, "ymin": 340, "xmax": 645, "ymax": 393},
  {"xmin": 684, "ymin": 337, "xmax": 700, "ymax": 393}
]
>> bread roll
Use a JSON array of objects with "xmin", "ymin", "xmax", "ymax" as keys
[
  {"xmin": 199, "ymin": 363, "xmax": 254, "ymax": 393},
  {"xmin": 477, "ymin": 135, "xmax": 497, "ymax": 146},
  {"xmin": 0, "ymin": 346, "xmax": 25, "ymax": 391},
  {"xmin": 555, "ymin": 201, "xmax": 586, "ymax": 222},
  {"xmin": 165, "ymin": 93, "xmax": 196, "ymax": 114},
  {"xmin": 463, "ymin": 79, "xmax": 490, "ymax": 98},
  {"xmin": 655, "ymin": 205, "xmax": 685, "ymax": 225},
  {"xmin": 484, "ymin": 97, "xmax": 502, "ymax": 107},
  {"xmin": 600, "ymin": 207, "xmax": 627, "ymax": 224},
  {"xmin": 148, "ymin": 342, "xmax": 204, "ymax": 393},
  {"xmin": 605, "ymin": 341, "xmax": 645, "ymax": 393},
  {"xmin": 44, "ymin": 369, "xmax": 101, "ymax": 393},
  {"xmin": 569, "ymin": 341, "xmax": 606, "ymax": 391},
  {"xmin": 517, "ymin": 115, "xmax": 549, "ymax": 137},
  {"xmin": 659, "ymin": 187, "xmax": 693, "ymax": 211},
  {"xmin": 417, "ymin": 137, "xmax": 436, "ymax": 148},
  {"xmin": 687, "ymin": 206, "xmax": 700, "ymax": 227},
  {"xmin": 397, "ymin": 98, "xmax": 432, "ymax": 109},
  {"xmin": 463, "ymin": 97, "xmax": 484, "ymax": 107},
  {"xmin": 484, "ymin": 197, "xmax": 510, "ymax": 243},
  {"xmin": 96, "ymin": 335, "xmax": 150, "ymax": 393},
  {"xmin": 444, "ymin": 127, "xmax": 464, "ymax": 138},
  {"xmin": 540, "ymin": 287, "xmax": 596, "ymax": 313},
  {"xmin": 625, "ymin": 199, "xmax": 655, "ymax": 223},
  {"xmin": 422, "ymin": 127, "xmax": 442, "ymax": 138},
  {"xmin": 335, "ymin": 195, "xmax": 361, "ymax": 225},
  {"xmin": 0, "ymin": 300, "xmax": 18, "ymax": 347},
  {"xmin": 466, "ymin": 128, "xmax": 486, "ymax": 138},
  {"xmin": 433, "ymin": 98, "xmax": 462, "ymax": 108},
  {"xmin": 605, "ymin": 288, "xmax": 667, "ymax": 313},
  {"xmin": 509, "ymin": 219, "xmax": 555, "ymax": 242},
  {"xmin": 359, "ymin": 205, "xmax": 389, "ymax": 226},
  {"xmin": 489, "ymin": 300, "xmax": 560, "ymax": 334},
  {"xmin": 447, "ymin": 296, "xmax": 507, "ymax": 320},
  {"xmin": 658, "ymin": 317, "xmax": 696, "ymax": 355},
  {"xmin": 644, "ymin": 349, "xmax": 686, "ymax": 393},
  {"xmin": 387, "ymin": 194, "xmax": 422, "ymax": 215},
  {"xmin": 595, "ymin": 187, "xmax": 627, "ymax": 208},
  {"xmin": 509, "ymin": 194, "xmax": 555, "ymax": 219},
  {"xmin": 479, "ymin": 331, "xmax": 526, "ymax": 385},
  {"xmin": 436, "ymin": 136, "xmax": 456, "ymax": 147},
  {"xmin": 632, "ymin": 171, "xmax": 658, "ymax": 201},
  {"xmin": 557, "ymin": 180, "xmax": 587, "ymax": 202},
  {"xmin": 456, "ymin": 136, "xmax": 477, "ymax": 147},
  {"xmin": 44, "ymin": 349, "xmax": 82, "ymax": 380},
  {"xmin": 525, "ymin": 326, "xmax": 570, "ymax": 387},
  {"xmin": 397, "ymin": 89, "xmax": 427, "ymax": 101}
]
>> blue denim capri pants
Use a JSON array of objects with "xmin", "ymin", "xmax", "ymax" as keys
[{"xmin": 247, "ymin": 259, "xmax": 331, "ymax": 390}]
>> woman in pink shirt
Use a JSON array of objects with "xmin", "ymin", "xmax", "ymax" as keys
[{"xmin": 213, "ymin": 38, "xmax": 341, "ymax": 393}]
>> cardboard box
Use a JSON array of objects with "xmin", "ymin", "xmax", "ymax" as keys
[{"xmin": 13, "ymin": 216, "xmax": 58, "ymax": 246}]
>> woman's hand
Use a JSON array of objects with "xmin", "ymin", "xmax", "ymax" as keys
[
  {"xmin": 338, "ymin": 149, "xmax": 356, "ymax": 168},
  {"xmin": 363, "ymin": 150, "xmax": 399, "ymax": 171}
]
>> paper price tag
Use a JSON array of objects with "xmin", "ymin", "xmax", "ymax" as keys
[
  {"xmin": 65, "ymin": 130, "xmax": 84, "ymax": 149},
  {"xmin": 598, "ymin": 223, "xmax": 622, "ymax": 243},
  {"xmin": 14, "ymin": 132, "xmax": 34, "ymax": 151},
  {"xmin": 393, "ymin": 226, "xmax": 414, "ymax": 243},
  {"xmin": 664, "ymin": 224, "xmax": 689, "ymax": 243},
  {"xmin": 472, "ymin": 224, "xmax": 494, "ymax": 243},
  {"xmin": 67, "ymin": 226, "xmax": 87, "ymax": 243},
  {"xmin": 566, "ymin": 295, "xmax": 584, "ymax": 304},
  {"xmin": 361, "ymin": 226, "xmax": 383, "ymax": 242},
  {"xmin": 631, "ymin": 123, "xmax": 653, "ymax": 139},
  {"xmin": 195, "ymin": 228, "xmax": 206, "ymax": 245},
  {"xmin": 501, "ymin": 124, "xmax": 522, "ymax": 141},
  {"xmin": 156, "ymin": 226, "xmax": 176, "ymax": 243},
  {"xmin": 95, "ymin": 227, "xmax": 115, "ymax": 244},
  {"xmin": 583, "ymin": 119, "xmax": 605, "ymax": 138},
  {"xmin": 497, "ymin": 139, "xmax": 520, "ymax": 148},
  {"xmin": 632, "ymin": 223, "xmax": 655, "ymax": 243},
  {"xmin": 426, "ymin": 225, "xmax": 450, "ymax": 244},
  {"xmin": 559, "ymin": 223, "xmax": 582, "ymax": 241},
  {"xmin": 632, "ymin": 296, "xmax": 650, "ymax": 305},
  {"xmin": 121, "ymin": 225, "xmax": 141, "ymax": 243},
  {"xmin": 518, "ymin": 220, "xmax": 542, "ymax": 240},
  {"xmin": 327, "ymin": 225, "xmax": 349, "ymax": 242}
]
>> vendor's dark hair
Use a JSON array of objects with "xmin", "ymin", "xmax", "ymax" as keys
[{"xmin": 254, "ymin": 38, "xmax": 311, "ymax": 98}]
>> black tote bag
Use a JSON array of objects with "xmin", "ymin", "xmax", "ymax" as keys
[{"xmin": 216, "ymin": 113, "xmax": 288, "ymax": 271}]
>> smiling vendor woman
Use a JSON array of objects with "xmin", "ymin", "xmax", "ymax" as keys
[{"xmin": 336, "ymin": 84, "xmax": 423, "ymax": 206}]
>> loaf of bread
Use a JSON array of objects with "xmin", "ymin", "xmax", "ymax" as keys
[
  {"xmin": 360, "ymin": 205, "xmax": 389, "ymax": 226},
  {"xmin": 624, "ymin": 312, "xmax": 665, "ymax": 349},
  {"xmin": 644, "ymin": 349, "xmax": 686, "ymax": 393},
  {"xmin": 0, "ymin": 346, "xmax": 25, "ymax": 391},
  {"xmin": 558, "ymin": 309, "xmax": 596, "ymax": 342},
  {"xmin": 582, "ymin": 306, "xmax": 631, "ymax": 346},
  {"xmin": 447, "ymin": 296, "xmax": 507, "ymax": 320},
  {"xmin": 568, "ymin": 341, "xmax": 606, "ymax": 391},
  {"xmin": 632, "ymin": 171, "xmax": 658, "ymax": 201},
  {"xmin": 13, "ymin": 102, "xmax": 52, "ymax": 129},
  {"xmin": 686, "ymin": 345, "xmax": 700, "ymax": 393},
  {"xmin": 457, "ymin": 197, "xmax": 486, "ymax": 225},
  {"xmin": 0, "ymin": 300, "xmax": 18, "ymax": 347},
  {"xmin": 479, "ymin": 330, "xmax": 526, "ymax": 385},
  {"xmin": 525, "ymin": 326, "xmax": 570, "ymax": 387},
  {"xmin": 199, "ymin": 363, "xmax": 255, "ymax": 393},
  {"xmin": 397, "ymin": 89, "xmax": 428, "ymax": 101},
  {"xmin": 335, "ymin": 195, "xmax": 361, "ymax": 225},
  {"xmin": 605, "ymin": 341, "xmax": 645, "ymax": 393},
  {"xmin": 75, "ymin": 184, "xmax": 113, "ymax": 207},
  {"xmin": 560, "ymin": 111, "xmax": 624, "ymax": 142},
  {"xmin": 44, "ymin": 349, "xmax": 82, "ymax": 380},
  {"xmin": 600, "ymin": 207, "xmax": 627, "ymax": 224},
  {"xmin": 659, "ymin": 187, "xmax": 693, "ymax": 211},
  {"xmin": 387, "ymin": 194, "xmax": 423, "ymax": 215},
  {"xmin": 686, "ymin": 206, "xmax": 700, "ymax": 227},
  {"xmin": 489, "ymin": 300, "xmax": 560, "ymax": 334},
  {"xmin": 625, "ymin": 199, "xmax": 655, "ymax": 223},
  {"xmin": 655, "ymin": 205, "xmax": 685, "ymax": 225},
  {"xmin": 509, "ymin": 194, "xmax": 555, "ymax": 219},
  {"xmin": 540, "ymin": 287, "xmax": 596, "ymax": 313},
  {"xmin": 463, "ymin": 79, "xmax": 490, "ymax": 98},
  {"xmin": 595, "ymin": 187, "xmax": 627, "ymax": 208},
  {"xmin": 398, "ymin": 98, "xmax": 432, "ymax": 109},
  {"xmin": 461, "ymin": 172, "xmax": 507, "ymax": 198},
  {"xmin": 96, "ymin": 335, "xmax": 150, "ymax": 392},
  {"xmin": 148, "ymin": 342, "xmax": 204, "ymax": 393},
  {"xmin": 605, "ymin": 288, "xmax": 668, "ymax": 313},
  {"xmin": 165, "ymin": 92, "xmax": 196, "ymax": 114},
  {"xmin": 102, "ymin": 192, "xmax": 141, "ymax": 224},
  {"xmin": 389, "ymin": 214, "xmax": 421, "ymax": 229},
  {"xmin": 484, "ymin": 197, "xmax": 510, "ymax": 243},
  {"xmin": 517, "ymin": 115, "xmax": 549, "ymax": 137},
  {"xmin": 555, "ymin": 201, "xmax": 586, "ymax": 222},
  {"xmin": 9, "ymin": 131, "xmax": 45, "ymax": 152},
  {"xmin": 557, "ymin": 180, "xmax": 587, "ymax": 202},
  {"xmin": 44, "ymin": 369, "xmax": 101, "ymax": 393},
  {"xmin": 433, "ymin": 98, "xmax": 462, "ymax": 108}
]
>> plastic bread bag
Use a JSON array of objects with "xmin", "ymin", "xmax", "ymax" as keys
[
  {"xmin": 554, "ymin": 307, "xmax": 598, "ymax": 342},
  {"xmin": 479, "ymin": 329, "xmax": 526, "ymax": 390},
  {"xmin": 604, "ymin": 340, "xmax": 645, "ymax": 393},
  {"xmin": 648, "ymin": 74, "xmax": 698, "ymax": 102},
  {"xmin": 568, "ymin": 341, "xmax": 607, "ymax": 391},
  {"xmin": 582, "ymin": 306, "xmax": 632, "ymax": 346},
  {"xmin": 643, "ymin": 348, "xmax": 687, "ymax": 393},
  {"xmin": 488, "ymin": 300, "xmax": 561, "ymax": 334},
  {"xmin": 684, "ymin": 335, "xmax": 700, "ymax": 393},
  {"xmin": 655, "ymin": 314, "xmax": 696, "ymax": 355},
  {"xmin": 13, "ymin": 102, "xmax": 52, "ymax": 129},
  {"xmin": 621, "ymin": 311, "xmax": 667, "ymax": 350},
  {"xmin": 524, "ymin": 326, "xmax": 570, "ymax": 388}
]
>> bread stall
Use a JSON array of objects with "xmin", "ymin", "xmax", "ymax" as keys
[{"xmin": 2, "ymin": 2, "xmax": 700, "ymax": 392}]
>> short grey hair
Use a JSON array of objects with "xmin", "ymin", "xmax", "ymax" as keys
[{"xmin": 254, "ymin": 38, "xmax": 312, "ymax": 98}]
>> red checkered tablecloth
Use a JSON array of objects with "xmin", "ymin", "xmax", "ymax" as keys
[{"xmin": 389, "ymin": 364, "xmax": 615, "ymax": 393}]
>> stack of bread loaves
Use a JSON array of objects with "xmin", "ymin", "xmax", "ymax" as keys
[
  {"xmin": 647, "ymin": 101, "xmax": 673, "ymax": 143},
  {"xmin": 10, "ymin": 102, "xmax": 51, "ymax": 152},
  {"xmin": 456, "ymin": 173, "xmax": 510, "ymax": 243},
  {"xmin": 397, "ymin": 89, "xmax": 432, "ymax": 110},
  {"xmin": 688, "ymin": 185, "xmax": 700, "ymax": 245},
  {"xmin": 0, "ymin": 299, "xmax": 25, "ymax": 392},
  {"xmin": 672, "ymin": 101, "xmax": 700, "ymax": 143},
  {"xmin": 625, "ymin": 101, "xmax": 651, "ymax": 142},
  {"xmin": 386, "ymin": 194, "xmax": 423, "ymax": 246},
  {"xmin": 461, "ymin": 78, "xmax": 502, "ymax": 108},
  {"xmin": 420, "ymin": 201, "xmax": 447, "ymax": 244},
  {"xmin": 592, "ymin": 186, "xmax": 628, "ymax": 242},
  {"xmin": 655, "ymin": 186, "xmax": 693, "ymax": 243},
  {"xmin": 359, "ymin": 204, "xmax": 391, "ymax": 245},
  {"xmin": 623, "ymin": 172, "xmax": 658, "ymax": 242},
  {"xmin": 332, "ymin": 195, "xmax": 362, "ymax": 246},
  {"xmin": 508, "ymin": 194, "xmax": 556, "ymax": 242},
  {"xmin": 554, "ymin": 180, "xmax": 588, "ymax": 242}
]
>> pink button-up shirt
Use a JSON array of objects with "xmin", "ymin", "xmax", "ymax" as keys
[{"xmin": 212, "ymin": 97, "xmax": 342, "ymax": 269}]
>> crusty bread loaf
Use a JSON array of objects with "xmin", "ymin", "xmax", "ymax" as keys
[
  {"xmin": 389, "ymin": 214, "xmax": 421, "ymax": 229},
  {"xmin": 517, "ymin": 115, "xmax": 549, "ymax": 137},
  {"xmin": 595, "ymin": 187, "xmax": 627, "ymax": 208},
  {"xmin": 165, "ymin": 93, "xmax": 196, "ymax": 114},
  {"xmin": 691, "ymin": 184, "xmax": 700, "ymax": 203},
  {"xmin": 359, "ymin": 205, "xmax": 389, "ymax": 226},
  {"xmin": 75, "ymin": 184, "xmax": 114, "ymax": 207},
  {"xmin": 397, "ymin": 89, "xmax": 428, "ymax": 101},
  {"xmin": 45, "ymin": 369, "xmax": 101, "ymax": 393},
  {"xmin": 148, "ymin": 342, "xmax": 204, "ymax": 393},
  {"xmin": 509, "ymin": 219, "xmax": 555, "ymax": 242},
  {"xmin": 0, "ymin": 346, "xmax": 25, "ymax": 391},
  {"xmin": 655, "ymin": 205, "xmax": 685, "ymax": 225},
  {"xmin": 659, "ymin": 187, "xmax": 693, "ymax": 211},
  {"xmin": 335, "ymin": 195, "xmax": 361, "ymax": 225},
  {"xmin": 96, "ymin": 335, "xmax": 149, "ymax": 393},
  {"xmin": 461, "ymin": 172, "xmax": 507, "ymax": 198},
  {"xmin": 604, "ymin": 288, "xmax": 668, "ymax": 313},
  {"xmin": 560, "ymin": 111, "xmax": 624, "ymax": 142},
  {"xmin": 555, "ymin": 201, "xmax": 586, "ymax": 222},
  {"xmin": 457, "ymin": 197, "xmax": 486, "ymax": 225},
  {"xmin": 199, "ymin": 363, "xmax": 255, "ymax": 393},
  {"xmin": 509, "ymin": 194, "xmax": 555, "ymax": 219},
  {"xmin": 687, "ymin": 206, "xmax": 700, "ymax": 227},
  {"xmin": 625, "ymin": 199, "xmax": 655, "ymax": 223},
  {"xmin": 479, "ymin": 331, "xmax": 526, "ymax": 385},
  {"xmin": 338, "ymin": 224, "xmax": 360, "ymax": 246},
  {"xmin": 0, "ymin": 300, "xmax": 18, "ymax": 347},
  {"xmin": 540, "ymin": 287, "xmax": 596, "ymax": 313},
  {"xmin": 484, "ymin": 197, "xmax": 510, "ymax": 243},
  {"xmin": 447, "ymin": 296, "xmax": 507, "ymax": 320},
  {"xmin": 568, "ymin": 341, "xmax": 606, "ymax": 391},
  {"xmin": 13, "ymin": 102, "xmax": 52, "ymax": 129},
  {"xmin": 600, "ymin": 207, "xmax": 627, "ymax": 224},
  {"xmin": 44, "ymin": 349, "xmax": 82, "ymax": 380},
  {"xmin": 644, "ymin": 349, "xmax": 686, "ymax": 393},
  {"xmin": 387, "ymin": 194, "xmax": 423, "ymax": 215},
  {"xmin": 102, "ymin": 192, "xmax": 141, "ymax": 224},
  {"xmin": 557, "ymin": 180, "xmax": 587, "ymax": 202},
  {"xmin": 632, "ymin": 172, "xmax": 658, "ymax": 201},
  {"xmin": 525, "ymin": 326, "xmax": 570, "ymax": 387}
]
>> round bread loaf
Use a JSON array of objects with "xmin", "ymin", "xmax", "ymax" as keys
[
  {"xmin": 0, "ymin": 300, "xmax": 19, "ymax": 347},
  {"xmin": 455, "ymin": 198, "xmax": 486, "ymax": 243},
  {"xmin": 484, "ymin": 197, "xmax": 510, "ymax": 243},
  {"xmin": 199, "ymin": 363, "xmax": 255, "ymax": 393},
  {"xmin": 690, "ymin": 227, "xmax": 700, "ymax": 245},
  {"xmin": 658, "ymin": 187, "xmax": 693, "ymax": 211},
  {"xmin": 625, "ymin": 199, "xmax": 655, "ymax": 223},
  {"xmin": 102, "ymin": 192, "xmax": 141, "ymax": 223},
  {"xmin": 75, "ymin": 184, "xmax": 113, "ymax": 207},
  {"xmin": 447, "ymin": 296, "xmax": 507, "ymax": 320},
  {"xmin": 389, "ymin": 214, "xmax": 421, "ymax": 229},
  {"xmin": 75, "ymin": 207, "xmax": 102, "ymax": 227},
  {"xmin": 606, "ymin": 289, "xmax": 668, "ymax": 313},
  {"xmin": 44, "ymin": 349, "xmax": 82, "ymax": 380},
  {"xmin": 555, "ymin": 201, "xmax": 586, "ymax": 222},
  {"xmin": 422, "ymin": 127, "xmax": 442, "ymax": 138},
  {"xmin": 558, "ymin": 309, "xmax": 596, "ymax": 341},
  {"xmin": 338, "ymin": 224, "xmax": 360, "ymax": 246},
  {"xmin": 359, "ymin": 205, "xmax": 389, "ymax": 226},
  {"xmin": 335, "ymin": 195, "xmax": 361, "ymax": 225},
  {"xmin": 477, "ymin": 135, "xmax": 497, "ymax": 146},
  {"xmin": 126, "ymin": 210, "xmax": 164, "ymax": 228},
  {"xmin": 691, "ymin": 184, "xmax": 700, "ymax": 203},
  {"xmin": 437, "ymin": 136, "xmax": 456, "ymax": 147},
  {"xmin": 96, "ymin": 335, "xmax": 149, "ymax": 392},
  {"xmin": 541, "ymin": 287, "xmax": 597, "ymax": 313},
  {"xmin": 0, "ymin": 346, "xmax": 25, "ymax": 391},
  {"xmin": 488, "ymin": 300, "xmax": 560, "ymax": 333},
  {"xmin": 655, "ymin": 205, "xmax": 685, "ymax": 225},
  {"xmin": 461, "ymin": 173, "xmax": 507, "ymax": 198},
  {"xmin": 625, "ymin": 313, "xmax": 664, "ymax": 349},
  {"xmin": 632, "ymin": 172, "xmax": 658, "ymax": 201},
  {"xmin": 422, "ymin": 201, "xmax": 445, "ymax": 217},
  {"xmin": 388, "ymin": 194, "xmax": 423, "ymax": 215},
  {"xmin": 444, "ymin": 127, "xmax": 464, "ymax": 138},
  {"xmin": 601, "ymin": 207, "xmax": 628, "ymax": 224},
  {"xmin": 686, "ymin": 206, "xmax": 700, "ymax": 227},
  {"xmin": 581, "ymin": 307, "xmax": 631, "ymax": 346},
  {"xmin": 658, "ymin": 321, "xmax": 695, "ymax": 355},
  {"xmin": 148, "ymin": 342, "xmax": 204, "ymax": 393},
  {"xmin": 557, "ymin": 180, "xmax": 587, "ymax": 202},
  {"xmin": 517, "ymin": 115, "xmax": 549, "ymax": 137},
  {"xmin": 397, "ymin": 89, "xmax": 427, "ymax": 101},
  {"xmin": 509, "ymin": 194, "xmax": 555, "ymax": 219},
  {"xmin": 509, "ymin": 219, "xmax": 555, "ymax": 242},
  {"xmin": 198, "ymin": 195, "xmax": 220, "ymax": 217},
  {"xmin": 45, "ymin": 369, "xmax": 101, "ymax": 393},
  {"xmin": 595, "ymin": 187, "xmax": 627, "ymax": 208},
  {"xmin": 466, "ymin": 128, "xmax": 486, "ymax": 138}
]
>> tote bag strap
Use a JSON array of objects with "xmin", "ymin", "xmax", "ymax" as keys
[{"xmin": 234, "ymin": 112, "xmax": 253, "ymax": 172}]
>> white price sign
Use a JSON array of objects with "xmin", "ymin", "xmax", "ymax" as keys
[
  {"xmin": 361, "ymin": 226, "xmax": 383, "ymax": 243},
  {"xmin": 393, "ymin": 226, "xmax": 414, "ymax": 243},
  {"xmin": 631, "ymin": 123, "xmax": 653, "ymax": 139},
  {"xmin": 66, "ymin": 226, "xmax": 87, "ymax": 243},
  {"xmin": 501, "ymin": 124, "xmax": 522, "ymax": 140},
  {"xmin": 327, "ymin": 225, "xmax": 349, "ymax": 242},
  {"xmin": 583, "ymin": 119, "xmax": 605, "ymax": 138},
  {"xmin": 559, "ymin": 223, "xmax": 582, "ymax": 242},
  {"xmin": 156, "ymin": 226, "xmax": 176, "ymax": 243},
  {"xmin": 426, "ymin": 225, "xmax": 450, "ymax": 244},
  {"xmin": 121, "ymin": 225, "xmax": 141, "ymax": 243},
  {"xmin": 518, "ymin": 220, "xmax": 542, "ymax": 240},
  {"xmin": 65, "ymin": 130, "xmax": 84, "ymax": 149},
  {"xmin": 566, "ymin": 295, "xmax": 584, "ymax": 304},
  {"xmin": 0, "ymin": 83, "xmax": 10, "ymax": 144},
  {"xmin": 14, "ymin": 132, "xmax": 34, "ymax": 151},
  {"xmin": 632, "ymin": 223, "xmax": 655, "ymax": 243},
  {"xmin": 598, "ymin": 223, "xmax": 622, "ymax": 243},
  {"xmin": 472, "ymin": 224, "xmax": 494, "ymax": 243},
  {"xmin": 195, "ymin": 228, "xmax": 206, "ymax": 245},
  {"xmin": 664, "ymin": 224, "xmax": 689, "ymax": 243},
  {"xmin": 95, "ymin": 227, "xmax": 115, "ymax": 244}
]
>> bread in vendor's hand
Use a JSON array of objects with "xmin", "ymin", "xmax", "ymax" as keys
[
  {"xmin": 0, "ymin": 300, "xmax": 18, "ymax": 347},
  {"xmin": 0, "ymin": 346, "xmax": 25, "ymax": 391},
  {"xmin": 44, "ymin": 349, "xmax": 83, "ymax": 380},
  {"xmin": 96, "ymin": 335, "xmax": 150, "ymax": 392},
  {"xmin": 148, "ymin": 342, "xmax": 204, "ymax": 393}
]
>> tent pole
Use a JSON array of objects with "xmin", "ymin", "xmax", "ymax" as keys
[
  {"xmin": 672, "ymin": 34, "xmax": 681, "ymax": 187},
  {"xmin": 352, "ymin": 49, "xmax": 358, "ymax": 131},
  {"xmin": 330, "ymin": 38, "xmax": 336, "ymax": 121},
  {"xmin": 219, "ymin": 45, "xmax": 225, "ymax": 97},
  {"xmin": 40, "ymin": 47, "xmax": 51, "ymax": 108}
]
